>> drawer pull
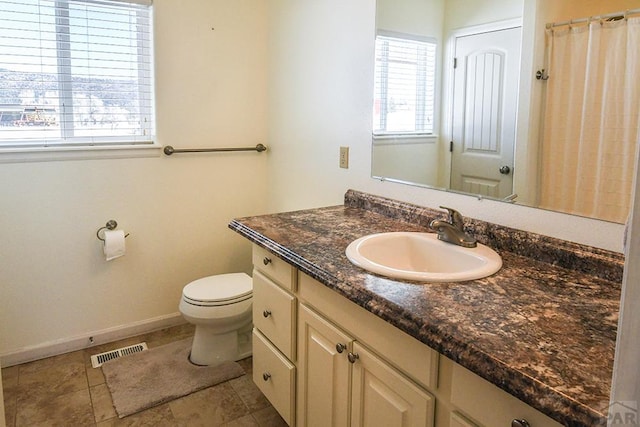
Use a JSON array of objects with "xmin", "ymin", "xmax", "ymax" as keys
[
  {"xmin": 262, "ymin": 372, "xmax": 271, "ymax": 382},
  {"xmin": 336, "ymin": 343, "xmax": 346, "ymax": 353},
  {"xmin": 263, "ymin": 257, "xmax": 272, "ymax": 265},
  {"xmin": 263, "ymin": 310, "xmax": 272, "ymax": 318},
  {"xmin": 348, "ymin": 352, "xmax": 359, "ymax": 364},
  {"xmin": 511, "ymin": 420, "xmax": 530, "ymax": 427}
]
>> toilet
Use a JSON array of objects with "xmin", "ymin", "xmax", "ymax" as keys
[{"xmin": 179, "ymin": 272, "xmax": 253, "ymax": 366}]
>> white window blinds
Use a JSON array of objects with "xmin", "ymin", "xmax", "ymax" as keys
[
  {"xmin": 0, "ymin": 0, "xmax": 154, "ymax": 147},
  {"xmin": 373, "ymin": 33, "xmax": 436, "ymax": 135}
]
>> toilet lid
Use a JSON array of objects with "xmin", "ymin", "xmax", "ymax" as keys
[{"xmin": 183, "ymin": 273, "xmax": 252, "ymax": 304}]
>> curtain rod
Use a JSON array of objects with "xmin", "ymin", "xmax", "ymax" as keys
[{"xmin": 546, "ymin": 7, "xmax": 640, "ymax": 29}]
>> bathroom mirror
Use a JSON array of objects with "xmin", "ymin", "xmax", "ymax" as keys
[{"xmin": 372, "ymin": 0, "xmax": 639, "ymax": 223}]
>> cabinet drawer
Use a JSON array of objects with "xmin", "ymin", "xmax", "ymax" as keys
[
  {"xmin": 450, "ymin": 362, "xmax": 562, "ymax": 427},
  {"xmin": 253, "ymin": 329, "xmax": 295, "ymax": 426},
  {"xmin": 252, "ymin": 245, "xmax": 296, "ymax": 291},
  {"xmin": 253, "ymin": 270, "xmax": 296, "ymax": 360}
]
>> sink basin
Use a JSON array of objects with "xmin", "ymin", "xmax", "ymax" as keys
[{"xmin": 345, "ymin": 232, "xmax": 502, "ymax": 282}]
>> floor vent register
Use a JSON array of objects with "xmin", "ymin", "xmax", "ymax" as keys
[{"xmin": 90, "ymin": 342, "xmax": 148, "ymax": 368}]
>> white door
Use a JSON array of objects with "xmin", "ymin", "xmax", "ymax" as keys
[{"xmin": 450, "ymin": 26, "xmax": 521, "ymax": 199}]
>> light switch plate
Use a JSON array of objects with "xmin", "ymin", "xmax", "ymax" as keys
[{"xmin": 340, "ymin": 146, "xmax": 349, "ymax": 169}]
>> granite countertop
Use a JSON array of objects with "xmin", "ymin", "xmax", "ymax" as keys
[{"xmin": 229, "ymin": 190, "xmax": 623, "ymax": 427}]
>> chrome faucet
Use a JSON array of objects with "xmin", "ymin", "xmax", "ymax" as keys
[
  {"xmin": 503, "ymin": 193, "xmax": 518, "ymax": 203},
  {"xmin": 429, "ymin": 206, "xmax": 477, "ymax": 248}
]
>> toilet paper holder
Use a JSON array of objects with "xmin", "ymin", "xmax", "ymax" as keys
[{"xmin": 96, "ymin": 220, "xmax": 130, "ymax": 241}]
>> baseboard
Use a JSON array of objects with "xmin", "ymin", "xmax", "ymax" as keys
[{"xmin": 1, "ymin": 312, "xmax": 186, "ymax": 368}]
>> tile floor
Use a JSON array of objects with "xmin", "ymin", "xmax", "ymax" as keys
[{"xmin": 2, "ymin": 324, "xmax": 287, "ymax": 427}]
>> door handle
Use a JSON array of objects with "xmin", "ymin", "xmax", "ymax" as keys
[{"xmin": 499, "ymin": 165, "xmax": 511, "ymax": 175}]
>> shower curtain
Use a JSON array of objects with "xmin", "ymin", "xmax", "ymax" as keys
[{"xmin": 539, "ymin": 16, "xmax": 640, "ymax": 223}]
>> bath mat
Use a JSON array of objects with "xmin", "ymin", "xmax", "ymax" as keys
[{"xmin": 101, "ymin": 338, "xmax": 245, "ymax": 418}]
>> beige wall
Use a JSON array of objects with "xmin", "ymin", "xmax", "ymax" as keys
[
  {"xmin": 377, "ymin": 0, "xmax": 445, "ymax": 37},
  {"xmin": 265, "ymin": 0, "xmax": 377, "ymax": 210},
  {"xmin": 0, "ymin": 0, "xmax": 268, "ymax": 359},
  {"xmin": 444, "ymin": 0, "xmax": 523, "ymax": 31},
  {"xmin": 372, "ymin": 138, "xmax": 440, "ymax": 186}
]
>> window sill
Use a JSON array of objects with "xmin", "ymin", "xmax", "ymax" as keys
[
  {"xmin": 0, "ymin": 143, "xmax": 163, "ymax": 163},
  {"xmin": 372, "ymin": 134, "xmax": 438, "ymax": 145}
]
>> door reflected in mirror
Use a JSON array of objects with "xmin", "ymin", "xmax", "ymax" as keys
[{"xmin": 371, "ymin": 0, "xmax": 640, "ymax": 223}]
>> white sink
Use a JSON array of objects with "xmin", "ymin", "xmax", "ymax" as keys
[{"xmin": 345, "ymin": 232, "xmax": 502, "ymax": 282}]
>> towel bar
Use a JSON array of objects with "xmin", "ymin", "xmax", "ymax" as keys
[{"xmin": 163, "ymin": 144, "xmax": 267, "ymax": 156}]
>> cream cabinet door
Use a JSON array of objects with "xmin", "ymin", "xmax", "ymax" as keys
[
  {"xmin": 297, "ymin": 304, "xmax": 352, "ymax": 427},
  {"xmin": 350, "ymin": 343, "xmax": 435, "ymax": 427}
]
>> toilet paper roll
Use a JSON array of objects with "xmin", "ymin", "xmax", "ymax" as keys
[{"xmin": 103, "ymin": 229, "xmax": 126, "ymax": 261}]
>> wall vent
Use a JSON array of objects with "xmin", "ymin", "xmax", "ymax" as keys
[{"xmin": 90, "ymin": 342, "xmax": 148, "ymax": 368}]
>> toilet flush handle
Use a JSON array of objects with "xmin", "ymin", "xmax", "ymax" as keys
[{"xmin": 263, "ymin": 310, "xmax": 272, "ymax": 318}]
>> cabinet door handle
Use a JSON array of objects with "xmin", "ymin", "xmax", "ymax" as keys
[
  {"xmin": 263, "ymin": 257, "xmax": 272, "ymax": 265},
  {"xmin": 511, "ymin": 420, "xmax": 531, "ymax": 427},
  {"xmin": 336, "ymin": 343, "xmax": 346, "ymax": 353},
  {"xmin": 263, "ymin": 310, "xmax": 272, "ymax": 318},
  {"xmin": 348, "ymin": 352, "xmax": 359, "ymax": 363},
  {"xmin": 262, "ymin": 372, "xmax": 271, "ymax": 381}
]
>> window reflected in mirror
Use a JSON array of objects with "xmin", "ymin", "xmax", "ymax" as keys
[{"xmin": 373, "ymin": 33, "xmax": 437, "ymax": 135}]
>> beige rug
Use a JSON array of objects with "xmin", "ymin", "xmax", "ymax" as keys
[{"xmin": 101, "ymin": 338, "xmax": 245, "ymax": 418}]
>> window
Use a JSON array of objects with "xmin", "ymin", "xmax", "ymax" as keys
[
  {"xmin": 373, "ymin": 33, "xmax": 436, "ymax": 135},
  {"xmin": 0, "ymin": 0, "xmax": 154, "ymax": 149}
]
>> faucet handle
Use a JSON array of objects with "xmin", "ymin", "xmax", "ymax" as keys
[{"xmin": 439, "ymin": 206, "xmax": 465, "ymax": 229}]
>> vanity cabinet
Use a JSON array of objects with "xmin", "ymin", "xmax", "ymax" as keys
[
  {"xmin": 250, "ymin": 244, "xmax": 562, "ymax": 427},
  {"xmin": 297, "ymin": 304, "xmax": 434, "ymax": 427}
]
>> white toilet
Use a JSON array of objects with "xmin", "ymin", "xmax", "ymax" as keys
[{"xmin": 179, "ymin": 272, "xmax": 253, "ymax": 366}]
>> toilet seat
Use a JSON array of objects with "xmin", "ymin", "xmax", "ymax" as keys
[{"xmin": 182, "ymin": 273, "xmax": 252, "ymax": 307}]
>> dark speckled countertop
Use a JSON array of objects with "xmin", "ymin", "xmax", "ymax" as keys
[{"xmin": 229, "ymin": 190, "xmax": 623, "ymax": 427}]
